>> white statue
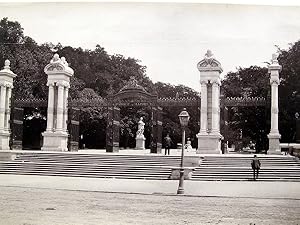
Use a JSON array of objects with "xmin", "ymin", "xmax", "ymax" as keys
[
  {"xmin": 50, "ymin": 53, "xmax": 61, "ymax": 64},
  {"xmin": 136, "ymin": 117, "xmax": 145, "ymax": 137},
  {"xmin": 271, "ymin": 53, "xmax": 279, "ymax": 64},
  {"xmin": 185, "ymin": 138, "xmax": 193, "ymax": 152},
  {"xmin": 61, "ymin": 57, "xmax": 69, "ymax": 66},
  {"xmin": 204, "ymin": 49, "xmax": 215, "ymax": 65}
]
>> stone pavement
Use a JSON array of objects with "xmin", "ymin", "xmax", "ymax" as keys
[{"xmin": 1, "ymin": 174, "xmax": 299, "ymax": 199}]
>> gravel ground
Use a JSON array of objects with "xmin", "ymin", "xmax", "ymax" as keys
[{"xmin": 0, "ymin": 186, "xmax": 300, "ymax": 225}]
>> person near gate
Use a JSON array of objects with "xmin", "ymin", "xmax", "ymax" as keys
[
  {"xmin": 251, "ymin": 155, "xmax": 261, "ymax": 181},
  {"xmin": 164, "ymin": 134, "xmax": 173, "ymax": 155}
]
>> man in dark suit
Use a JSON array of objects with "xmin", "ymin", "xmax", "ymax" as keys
[
  {"xmin": 251, "ymin": 155, "xmax": 261, "ymax": 181},
  {"xmin": 164, "ymin": 134, "xmax": 172, "ymax": 155}
]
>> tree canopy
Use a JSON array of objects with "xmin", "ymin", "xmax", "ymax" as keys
[
  {"xmin": 0, "ymin": 17, "xmax": 198, "ymax": 149},
  {"xmin": 1, "ymin": 17, "xmax": 299, "ymax": 150}
]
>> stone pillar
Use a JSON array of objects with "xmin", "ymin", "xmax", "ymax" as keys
[
  {"xmin": 4, "ymin": 87, "xmax": 12, "ymax": 131},
  {"xmin": 211, "ymin": 81, "xmax": 221, "ymax": 134},
  {"xmin": 63, "ymin": 87, "xmax": 69, "ymax": 132},
  {"xmin": 196, "ymin": 50, "xmax": 223, "ymax": 154},
  {"xmin": 0, "ymin": 85, "xmax": 7, "ymax": 130},
  {"xmin": 42, "ymin": 55, "xmax": 73, "ymax": 151},
  {"xmin": 56, "ymin": 83, "xmax": 64, "ymax": 132},
  {"xmin": 267, "ymin": 54, "xmax": 282, "ymax": 154},
  {"xmin": 200, "ymin": 81, "xmax": 208, "ymax": 134},
  {"xmin": 46, "ymin": 83, "xmax": 55, "ymax": 132},
  {"xmin": 0, "ymin": 60, "xmax": 17, "ymax": 150}
]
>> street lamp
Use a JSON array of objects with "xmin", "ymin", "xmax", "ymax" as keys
[{"xmin": 177, "ymin": 108, "xmax": 190, "ymax": 194}]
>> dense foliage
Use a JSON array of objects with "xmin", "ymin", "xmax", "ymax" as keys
[
  {"xmin": 1, "ymin": 17, "xmax": 299, "ymax": 150},
  {"xmin": 0, "ymin": 18, "xmax": 198, "ymax": 149},
  {"xmin": 222, "ymin": 47, "xmax": 300, "ymax": 151}
]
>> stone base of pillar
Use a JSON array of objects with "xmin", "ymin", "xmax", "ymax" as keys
[
  {"xmin": 268, "ymin": 133, "xmax": 281, "ymax": 155},
  {"xmin": 135, "ymin": 136, "xmax": 146, "ymax": 150},
  {"xmin": 106, "ymin": 143, "xmax": 119, "ymax": 153},
  {"xmin": 0, "ymin": 131, "xmax": 10, "ymax": 150},
  {"xmin": 41, "ymin": 131, "xmax": 69, "ymax": 151},
  {"xmin": 196, "ymin": 132, "xmax": 222, "ymax": 154}
]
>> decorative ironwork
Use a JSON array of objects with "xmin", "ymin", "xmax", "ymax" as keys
[
  {"xmin": 68, "ymin": 107, "xmax": 80, "ymax": 151},
  {"xmin": 10, "ymin": 107, "xmax": 24, "ymax": 150},
  {"xmin": 106, "ymin": 107, "xmax": 120, "ymax": 152},
  {"xmin": 15, "ymin": 98, "xmax": 48, "ymax": 107},
  {"xmin": 119, "ymin": 76, "xmax": 146, "ymax": 93},
  {"xmin": 158, "ymin": 97, "xmax": 200, "ymax": 107},
  {"xmin": 224, "ymin": 97, "xmax": 266, "ymax": 107}
]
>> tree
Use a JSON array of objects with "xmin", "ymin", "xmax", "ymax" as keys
[
  {"xmin": 0, "ymin": 17, "xmax": 24, "ymax": 44},
  {"xmin": 0, "ymin": 17, "xmax": 204, "ymax": 149},
  {"xmin": 222, "ymin": 66, "xmax": 269, "ymax": 151},
  {"xmin": 277, "ymin": 40, "xmax": 300, "ymax": 142}
]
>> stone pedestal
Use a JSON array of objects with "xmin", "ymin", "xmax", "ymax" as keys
[
  {"xmin": 268, "ymin": 133, "xmax": 281, "ymax": 155},
  {"xmin": 42, "ymin": 54, "xmax": 73, "ymax": 152},
  {"xmin": 42, "ymin": 131, "xmax": 68, "ymax": 151},
  {"xmin": 0, "ymin": 60, "xmax": 16, "ymax": 150},
  {"xmin": 0, "ymin": 131, "xmax": 10, "ymax": 150},
  {"xmin": 196, "ymin": 133, "xmax": 222, "ymax": 154},
  {"xmin": 169, "ymin": 167, "xmax": 195, "ymax": 180},
  {"xmin": 136, "ymin": 135, "xmax": 146, "ymax": 150}
]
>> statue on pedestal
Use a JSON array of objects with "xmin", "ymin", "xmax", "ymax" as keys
[
  {"xmin": 136, "ymin": 117, "xmax": 146, "ymax": 150},
  {"xmin": 136, "ymin": 117, "xmax": 145, "ymax": 137}
]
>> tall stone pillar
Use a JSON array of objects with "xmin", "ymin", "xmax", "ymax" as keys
[
  {"xmin": 46, "ymin": 83, "xmax": 54, "ymax": 132},
  {"xmin": 200, "ymin": 81, "xmax": 208, "ymax": 134},
  {"xmin": 267, "ymin": 54, "xmax": 281, "ymax": 154},
  {"xmin": 0, "ymin": 60, "xmax": 17, "ymax": 150},
  {"xmin": 196, "ymin": 50, "xmax": 223, "ymax": 154},
  {"xmin": 4, "ymin": 87, "xmax": 12, "ymax": 131},
  {"xmin": 63, "ymin": 87, "xmax": 69, "ymax": 132},
  {"xmin": 42, "ymin": 54, "xmax": 73, "ymax": 151},
  {"xmin": 56, "ymin": 84, "xmax": 65, "ymax": 132},
  {"xmin": 211, "ymin": 81, "xmax": 221, "ymax": 134}
]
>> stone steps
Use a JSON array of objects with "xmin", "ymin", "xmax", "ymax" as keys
[
  {"xmin": 0, "ymin": 152, "xmax": 299, "ymax": 181},
  {"xmin": 192, "ymin": 156, "xmax": 300, "ymax": 181},
  {"xmin": 0, "ymin": 152, "xmax": 182, "ymax": 180}
]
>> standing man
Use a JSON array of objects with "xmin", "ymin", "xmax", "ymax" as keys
[
  {"xmin": 251, "ymin": 155, "xmax": 261, "ymax": 181},
  {"xmin": 164, "ymin": 134, "xmax": 172, "ymax": 155}
]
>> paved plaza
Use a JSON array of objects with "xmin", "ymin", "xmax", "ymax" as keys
[{"xmin": 0, "ymin": 174, "xmax": 300, "ymax": 225}]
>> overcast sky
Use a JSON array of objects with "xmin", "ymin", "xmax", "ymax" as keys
[{"xmin": 1, "ymin": 2, "xmax": 300, "ymax": 91}]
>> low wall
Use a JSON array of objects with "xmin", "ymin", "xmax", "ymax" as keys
[
  {"xmin": 0, "ymin": 151, "xmax": 17, "ymax": 161},
  {"xmin": 280, "ymin": 143, "xmax": 300, "ymax": 157},
  {"xmin": 169, "ymin": 167, "xmax": 196, "ymax": 180}
]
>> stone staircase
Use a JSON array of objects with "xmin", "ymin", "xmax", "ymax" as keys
[
  {"xmin": 0, "ymin": 152, "xmax": 299, "ymax": 181},
  {"xmin": 0, "ymin": 152, "xmax": 182, "ymax": 180},
  {"xmin": 192, "ymin": 156, "xmax": 300, "ymax": 181}
]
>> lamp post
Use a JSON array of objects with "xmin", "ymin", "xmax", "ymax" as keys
[{"xmin": 177, "ymin": 108, "xmax": 190, "ymax": 195}]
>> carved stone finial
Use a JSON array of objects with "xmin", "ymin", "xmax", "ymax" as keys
[
  {"xmin": 61, "ymin": 57, "xmax": 68, "ymax": 66},
  {"xmin": 271, "ymin": 53, "xmax": 278, "ymax": 64},
  {"xmin": 204, "ymin": 50, "xmax": 215, "ymax": 66},
  {"xmin": 205, "ymin": 49, "xmax": 213, "ymax": 58},
  {"xmin": 50, "ymin": 53, "xmax": 61, "ymax": 64},
  {"xmin": 4, "ymin": 59, "xmax": 10, "ymax": 69}
]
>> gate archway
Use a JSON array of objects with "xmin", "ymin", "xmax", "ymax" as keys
[{"xmin": 106, "ymin": 76, "xmax": 162, "ymax": 153}]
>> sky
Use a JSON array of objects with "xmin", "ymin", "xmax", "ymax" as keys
[{"xmin": 1, "ymin": 1, "xmax": 300, "ymax": 91}]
